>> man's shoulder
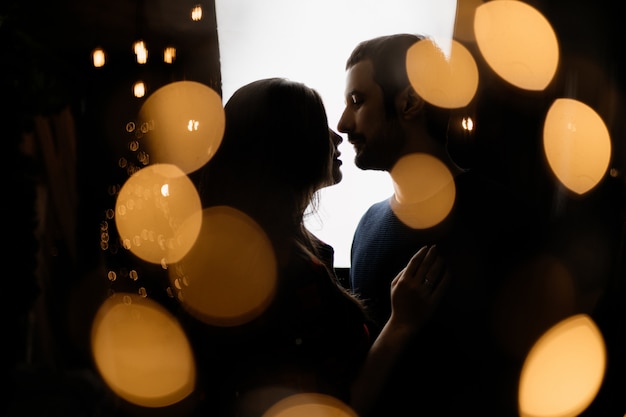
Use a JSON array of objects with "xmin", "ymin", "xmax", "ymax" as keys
[
  {"xmin": 365, "ymin": 197, "xmax": 391, "ymax": 212},
  {"xmin": 358, "ymin": 197, "xmax": 393, "ymax": 223}
]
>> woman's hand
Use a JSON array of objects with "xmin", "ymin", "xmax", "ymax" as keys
[
  {"xmin": 389, "ymin": 245, "xmax": 449, "ymax": 332},
  {"xmin": 350, "ymin": 245, "xmax": 450, "ymax": 415}
]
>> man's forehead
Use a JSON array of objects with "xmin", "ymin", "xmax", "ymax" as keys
[{"xmin": 345, "ymin": 60, "xmax": 376, "ymax": 92}]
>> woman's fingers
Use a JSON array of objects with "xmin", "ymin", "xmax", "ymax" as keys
[
  {"xmin": 422, "ymin": 251, "xmax": 445, "ymax": 291},
  {"xmin": 390, "ymin": 244, "xmax": 450, "ymax": 330},
  {"xmin": 405, "ymin": 245, "xmax": 439, "ymax": 282},
  {"xmin": 404, "ymin": 245, "xmax": 429, "ymax": 278}
]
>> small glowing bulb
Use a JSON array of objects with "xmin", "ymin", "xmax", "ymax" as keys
[
  {"xmin": 161, "ymin": 183, "xmax": 170, "ymax": 197},
  {"xmin": 191, "ymin": 5, "xmax": 203, "ymax": 21},
  {"xmin": 462, "ymin": 116, "xmax": 474, "ymax": 131},
  {"xmin": 134, "ymin": 40, "xmax": 146, "ymax": 54},
  {"xmin": 134, "ymin": 40, "xmax": 148, "ymax": 64},
  {"xmin": 187, "ymin": 119, "xmax": 200, "ymax": 131},
  {"xmin": 133, "ymin": 81, "xmax": 146, "ymax": 98},
  {"xmin": 164, "ymin": 46, "xmax": 176, "ymax": 64},
  {"xmin": 92, "ymin": 48, "xmax": 106, "ymax": 67}
]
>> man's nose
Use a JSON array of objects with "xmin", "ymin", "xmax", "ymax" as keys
[{"xmin": 337, "ymin": 108, "xmax": 351, "ymax": 133}]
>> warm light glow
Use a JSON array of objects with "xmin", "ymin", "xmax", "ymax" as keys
[
  {"xmin": 519, "ymin": 314, "xmax": 606, "ymax": 417},
  {"xmin": 191, "ymin": 4, "xmax": 203, "ymax": 21},
  {"xmin": 134, "ymin": 40, "xmax": 145, "ymax": 54},
  {"xmin": 169, "ymin": 205, "xmax": 278, "ymax": 327},
  {"xmin": 462, "ymin": 116, "xmax": 474, "ymax": 131},
  {"xmin": 133, "ymin": 81, "xmax": 146, "ymax": 98},
  {"xmin": 91, "ymin": 293, "xmax": 196, "ymax": 408},
  {"xmin": 390, "ymin": 153, "xmax": 456, "ymax": 229},
  {"xmin": 543, "ymin": 98, "xmax": 612, "ymax": 195},
  {"xmin": 474, "ymin": 0, "xmax": 559, "ymax": 91},
  {"xmin": 262, "ymin": 393, "xmax": 357, "ymax": 417},
  {"xmin": 92, "ymin": 47, "xmax": 106, "ymax": 67},
  {"xmin": 134, "ymin": 40, "xmax": 148, "ymax": 64},
  {"xmin": 406, "ymin": 37, "xmax": 478, "ymax": 109},
  {"xmin": 114, "ymin": 163, "xmax": 203, "ymax": 265},
  {"xmin": 138, "ymin": 80, "xmax": 226, "ymax": 175},
  {"xmin": 137, "ymin": 49, "xmax": 148, "ymax": 64},
  {"xmin": 164, "ymin": 46, "xmax": 177, "ymax": 64}
]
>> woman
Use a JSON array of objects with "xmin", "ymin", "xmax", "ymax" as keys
[{"xmin": 192, "ymin": 78, "xmax": 447, "ymax": 417}]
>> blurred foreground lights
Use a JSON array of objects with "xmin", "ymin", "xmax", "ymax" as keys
[
  {"xmin": 169, "ymin": 205, "xmax": 277, "ymax": 327},
  {"xmin": 164, "ymin": 46, "xmax": 176, "ymax": 64},
  {"xmin": 91, "ymin": 293, "xmax": 196, "ymax": 408},
  {"xmin": 543, "ymin": 98, "xmax": 611, "ymax": 195},
  {"xmin": 134, "ymin": 40, "xmax": 148, "ymax": 64},
  {"xmin": 262, "ymin": 393, "xmax": 357, "ymax": 417},
  {"xmin": 474, "ymin": 0, "xmax": 559, "ymax": 91},
  {"xmin": 406, "ymin": 37, "xmax": 478, "ymax": 108},
  {"xmin": 191, "ymin": 4, "xmax": 203, "ymax": 21},
  {"xmin": 139, "ymin": 80, "xmax": 225, "ymax": 174},
  {"xmin": 115, "ymin": 163, "xmax": 202, "ymax": 265},
  {"xmin": 390, "ymin": 153, "xmax": 456, "ymax": 229},
  {"xmin": 92, "ymin": 47, "xmax": 106, "ymax": 67},
  {"xmin": 133, "ymin": 81, "xmax": 146, "ymax": 98},
  {"xmin": 518, "ymin": 314, "xmax": 606, "ymax": 417}
]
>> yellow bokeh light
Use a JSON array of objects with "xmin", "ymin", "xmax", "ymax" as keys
[
  {"xmin": 474, "ymin": 0, "xmax": 559, "ymax": 91},
  {"xmin": 170, "ymin": 205, "xmax": 278, "ymax": 327},
  {"xmin": 91, "ymin": 293, "xmax": 196, "ymax": 408},
  {"xmin": 138, "ymin": 80, "xmax": 225, "ymax": 174},
  {"xmin": 115, "ymin": 163, "xmax": 203, "ymax": 265},
  {"xmin": 389, "ymin": 153, "xmax": 456, "ymax": 229},
  {"xmin": 262, "ymin": 393, "xmax": 357, "ymax": 417},
  {"xmin": 406, "ymin": 37, "xmax": 478, "ymax": 109},
  {"xmin": 543, "ymin": 98, "xmax": 611, "ymax": 195},
  {"xmin": 191, "ymin": 4, "xmax": 203, "ymax": 21},
  {"xmin": 519, "ymin": 314, "xmax": 606, "ymax": 417},
  {"xmin": 133, "ymin": 81, "xmax": 146, "ymax": 98},
  {"xmin": 92, "ymin": 47, "xmax": 106, "ymax": 67},
  {"xmin": 164, "ymin": 46, "xmax": 176, "ymax": 64}
]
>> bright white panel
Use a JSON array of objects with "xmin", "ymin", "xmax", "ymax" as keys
[{"xmin": 215, "ymin": 0, "xmax": 457, "ymax": 267}]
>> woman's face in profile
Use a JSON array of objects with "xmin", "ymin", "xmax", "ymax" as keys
[{"xmin": 329, "ymin": 129, "xmax": 343, "ymax": 186}]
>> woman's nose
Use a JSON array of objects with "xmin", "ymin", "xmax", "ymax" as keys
[{"xmin": 330, "ymin": 130, "xmax": 343, "ymax": 145}]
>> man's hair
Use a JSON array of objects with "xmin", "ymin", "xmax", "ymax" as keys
[
  {"xmin": 346, "ymin": 33, "xmax": 453, "ymax": 148},
  {"xmin": 345, "ymin": 33, "xmax": 425, "ymax": 116}
]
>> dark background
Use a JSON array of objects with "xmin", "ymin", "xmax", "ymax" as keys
[{"xmin": 2, "ymin": 0, "xmax": 624, "ymax": 416}]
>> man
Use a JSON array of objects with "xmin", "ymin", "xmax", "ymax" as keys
[{"xmin": 338, "ymin": 33, "xmax": 542, "ymax": 416}]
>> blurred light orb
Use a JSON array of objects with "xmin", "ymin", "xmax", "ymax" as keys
[
  {"xmin": 519, "ymin": 314, "xmax": 606, "ymax": 417},
  {"xmin": 92, "ymin": 47, "xmax": 106, "ymax": 67},
  {"xmin": 543, "ymin": 98, "xmax": 611, "ymax": 195},
  {"xmin": 170, "ymin": 205, "xmax": 277, "ymax": 327},
  {"xmin": 91, "ymin": 293, "xmax": 196, "ymax": 408},
  {"xmin": 390, "ymin": 153, "xmax": 456, "ymax": 229},
  {"xmin": 262, "ymin": 393, "xmax": 357, "ymax": 417},
  {"xmin": 139, "ymin": 80, "xmax": 225, "ymax": 174},
  {"xmin": 406, "ymin": 37, "xmax": 478, "ymax": 109},
  {"xmin": 115, "ymin": 163, "xmax": 202, "ymax": 265},
  {"xmin": 133, "ymin": 81, "xmax": 146, "ymax": 98},
  {"xmin": 474, "ymin": 0, "xmax": 559, "ymax": 91}
]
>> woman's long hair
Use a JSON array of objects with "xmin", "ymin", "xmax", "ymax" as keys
[{"xmin": 198, "ymin": 78, "xmax": 332, "ymax": 238}]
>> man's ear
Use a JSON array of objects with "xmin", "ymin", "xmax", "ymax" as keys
[{"xmin": 398, "ymin": 86, "xmax": 424, "ymax": 119}]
